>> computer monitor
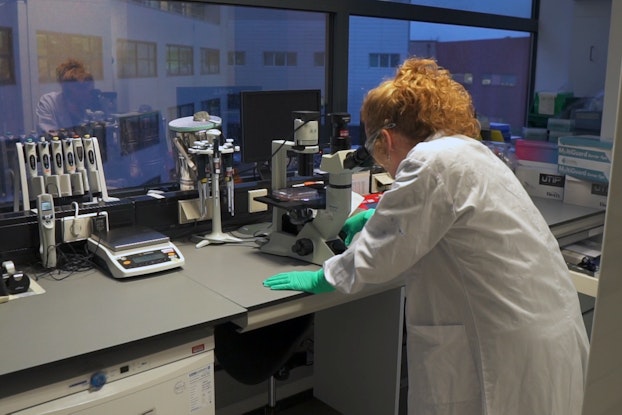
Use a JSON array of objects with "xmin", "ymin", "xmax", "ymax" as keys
[{"xmin": 240, "ymin": 89, "xmax": 322, "ymax": 164}]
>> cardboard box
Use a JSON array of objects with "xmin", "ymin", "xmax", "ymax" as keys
[
  {"xmin": 515, "ymin": 160, "xmax": 565, "ymax": 200},
  {"xmin": 557, "ymin": 135, "xmax": 612, "ymax": 183},
  {"xmin": 563, "ymin": 175, "xmax": 608, "ymax": 209}
]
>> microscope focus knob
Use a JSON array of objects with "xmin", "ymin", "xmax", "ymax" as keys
[{"xmin": 292, "ymin": 238, "xmax": 314, "ymax": 257}]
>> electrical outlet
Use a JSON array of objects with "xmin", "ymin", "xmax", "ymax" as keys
[
  {"xmin": 248, "ymin": 188, "xmax": 268, "ymax": 213},
  {"xmin": 62, "ymin": 212, "xmax": 108, "ymax": 243}
]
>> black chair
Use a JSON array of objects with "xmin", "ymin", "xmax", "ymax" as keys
[{"xmin": 215, "ymin": 314, "xmax": 313, "ymax": 414}]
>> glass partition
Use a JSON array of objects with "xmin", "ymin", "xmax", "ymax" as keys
[{"xmin": 0, "ymin": 0, "xmax": 327, "ymax": 207}]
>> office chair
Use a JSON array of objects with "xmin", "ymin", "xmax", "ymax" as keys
[{"xmin": 215, "ymin": 314, "xmax": 313, "ymax": 414}]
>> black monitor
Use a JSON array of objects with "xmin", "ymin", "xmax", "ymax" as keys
[{"xmin": 240, "ymin": 89, "xmax": 322, "ymax": 164}]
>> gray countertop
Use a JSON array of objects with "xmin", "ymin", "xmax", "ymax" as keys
[
  {"xmin": 0, "ymin": 197, "xmax": 604, "ymax": 379},
  {"xmin": 0, "ymin": 263, "xmax": 245, "ymax": 377}
]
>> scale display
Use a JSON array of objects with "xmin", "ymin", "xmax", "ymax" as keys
[{"xmin": 116, "ymin": 247, "xmax": 181, "ymax": 269}]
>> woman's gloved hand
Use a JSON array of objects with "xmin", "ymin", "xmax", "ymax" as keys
[
  {"xmin": 263, "ymin": 269, "xmax": 335, "ymax": 294},
  {"xmin": 341, "ymin": 208, "xmax": 375, "ymax": 246}
]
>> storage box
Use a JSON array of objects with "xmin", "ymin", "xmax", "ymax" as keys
[
  {"xmin": 534, "ymin": 92, "xmax": 574, "ymax": 116},
  {"xmin": 547, "ymin": 118, "xmax": 575, "ymax": 132},
  {"xmin": 515, "ymin": 139, "xmax": 558, "ymax": 164},
  {"xmin": 522, "ymin": 127, "xmax": 548, "ymax": 141},
  {"xmin": 573, "ymin": 109, "xmax": 602, "ymax": 132},
  {"xmin": 557, "ymin": 135, "xmax": 612, "ymax": 183},
  {"xmin": 515, "ymin": 160, "xmax": 565, "ymax": 200},
  {"xmin": 490, "ymin": 122, "xmax": 511, "ymax": 142},
  {"xmin": 563, "ymin": 175, "xmax": 608, "ymax": 209}
]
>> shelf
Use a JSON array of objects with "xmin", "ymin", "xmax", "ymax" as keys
[{"xmin": 569, "ymin": 269, "xmax": 598, "ymax": 297}]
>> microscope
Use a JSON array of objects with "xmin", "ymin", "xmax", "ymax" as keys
[{"xmin": 257, "ymin": 112, "xmax": 372, "ymax": 265}]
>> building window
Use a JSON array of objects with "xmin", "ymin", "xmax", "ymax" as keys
[
  {"xmin": 263, "ymin": 51, "xmax": 297, "ymax": 67},
  {"xmin": 481, "ymin": 73, "xmax": 518, "ymax": 87},
  {"xmin": 201, "ymin": 98, "xmax": 221, "ymax": 115},
  {"xmin": 201, "ymin": 48, "xmax": 220, "ymax": 74},
  {"xmin": 369, "ymin": 53, "xmax": 401, "ymax": 68},
  {"xmin": 453, "ymin": 73, "xmax": 474, "ymax": 85},
  {"xmin": 227, "ymin": 51, "xmax": 245, "ymax": 66},
  {"xmin": 37, "ymin": 31, "xmax": 103, "ymax": 83},
  {"xmin": 227, "ymin": 93, "xmax": 240, "ymax": 110},
  {"xmin": 314, "ymin": 51, "xmax": 325, "ymax": 67},
  {"xmin": 0, "ymin": 27, "xmax": 15, "ymax": 85},
  {"xmin": 117, "ymin": 39, "xmax": 157, "ymax": 78},
  {"xmin": 166, "ymin": 44, "xmax": 194, "ymax": 76}
]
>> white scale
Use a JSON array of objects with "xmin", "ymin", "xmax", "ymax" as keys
[{"xmin": 87, "ymin": 226, "xmax": 185, "ymax": 279}]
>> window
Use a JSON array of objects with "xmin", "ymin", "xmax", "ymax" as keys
[
  {"xmin": 0, "ymin": 0, "xmax": 546, "ymax": 208},
  {"xmin": 201, "ymin": 98, "xmax": 221, "ymax": 115},
  {"xmin": 263, "ymin": 51, "xmax": 297, "ymax": 67},
  {"xmin": 201, "ymin": 48, "xmax": 220, "ymax": 74},
  {"xmin": 481, "ymin": 73, "xmax": 518, "ymax": 87},
  {"xmin": 369, "ymin": 53, "xmax": 401, "ymax": 68},
  {"xmin": 37, "ymin": 31, "xmax": 103, "ymax": 83},
  {"xmin": 227, "ymin": 51, "xmax": 246, "ymax": 66},
  {"xmin": 227, "ymin": 93, "xmax": 240, "ymax": 110},
  {"xmin": 314, "ymin": 52, "xmax": 325, "ymax": 67},
  {"xmin": 0, "ymin": 27, "xmax": 14, "ymax": 85},
  {"xmin": 166, "ymin": 44, "xmax": 193, "ymax": 76},
  {"xmin": 350, "ymin": 17, "xmax": 532, "ymax": 138},
  {"xmin": 117, "ymin": 39, "xmax": 157, "ymax": 78}
]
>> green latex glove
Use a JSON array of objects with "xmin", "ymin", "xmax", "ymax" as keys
[
  {"xmin": 341, "ymin": 208, "xmax": 375, "ymax": 246},
  {"xmin": 263, "ymin": 269, "xmax": 335, "ymax": 294}
]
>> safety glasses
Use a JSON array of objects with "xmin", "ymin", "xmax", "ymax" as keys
[{"xmin": 364, "ymin": 122, "xmax": 396, "ymax": 156}]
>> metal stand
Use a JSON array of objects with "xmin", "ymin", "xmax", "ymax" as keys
[{"xmin": 188, "ymin": 131, "xmax": 242, "ymax": 249}]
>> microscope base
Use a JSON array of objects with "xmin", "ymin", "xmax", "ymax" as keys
[
  {"xmin": 194, "ymin": 232, "xmax": 244, "ymax": 248},
  {"xmin": 260, "ymin": 228, "xmax": 345, "ymax": 266}
]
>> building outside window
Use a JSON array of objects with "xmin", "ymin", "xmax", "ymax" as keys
[
  {"xmin": 117, "ymin": 39, "xmax": 157, "ymax": 78},
  {"xmin": 201, "ymin": 47, "xmax": 220, "ymax": 74},
  {"xmin": 227, "ymin": 51, "xmax": 246, "ymax": 66},
  {"xmin": 166, "ymin": 44, "xmax": 193, "ymax": 76},
  {"xmin": 0, "ymin": 27, "xmax": 15, "ymax": 85}
]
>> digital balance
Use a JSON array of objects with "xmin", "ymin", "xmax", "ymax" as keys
[{"xmin": 87, "ymin": 226, "xmax": 185, "ymax": 279}]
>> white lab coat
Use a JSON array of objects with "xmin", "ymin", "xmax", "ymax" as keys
[{"xmin": 324, "ymin": 134, "xmax": 589, "ymax": 415}]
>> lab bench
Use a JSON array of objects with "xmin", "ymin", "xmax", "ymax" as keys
[
  {"xmin": 0, "ymin": 240, "xmax": 405, "ymax": 415},
  {"xmin": 532, "ymin": 196, "xmax": 605, "ymax": 298},
  {"xmin": 0, "ymin": 196, "xmax": 602, "ymax": 414}
]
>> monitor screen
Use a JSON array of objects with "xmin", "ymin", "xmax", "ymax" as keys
[{"xmin": 240, "ymin": 89, "xmax": 322, "ymax": 164}]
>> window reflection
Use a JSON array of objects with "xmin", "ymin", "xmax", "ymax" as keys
[{"xmin": 0, "ymin": 1, "xmax": 326, "ymax": 206}]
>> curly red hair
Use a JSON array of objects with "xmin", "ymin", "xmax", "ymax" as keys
[
  {"xmin": 56, "ymin": 58, "xmax": 93, "ymax": 84},
  {"xmin": 361, "ymin": 57, "xmax": 480, "ymax": 144}
]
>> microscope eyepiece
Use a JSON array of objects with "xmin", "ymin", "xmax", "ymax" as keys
[{"xmin": 343, "ymin": 146, "xmax": 373, "ymax": 170}]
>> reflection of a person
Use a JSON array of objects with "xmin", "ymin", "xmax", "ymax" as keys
[{"xmin": 36, "ymin": 58, "xmax": 97, "ymax": 135}]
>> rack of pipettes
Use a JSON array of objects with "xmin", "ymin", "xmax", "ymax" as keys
[{"xmin": 187, "ymin": 129, "xmax": 242, "ymax": 248}]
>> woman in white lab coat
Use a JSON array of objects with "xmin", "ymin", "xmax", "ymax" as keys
[{"xmin": 264, "ymin": 57, "xmax": 589, "ymax": 415}]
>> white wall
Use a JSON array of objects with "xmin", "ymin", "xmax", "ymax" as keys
[{"xmin": 535, "ymin": 0, "xmax": 611, "ymax": 100}]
